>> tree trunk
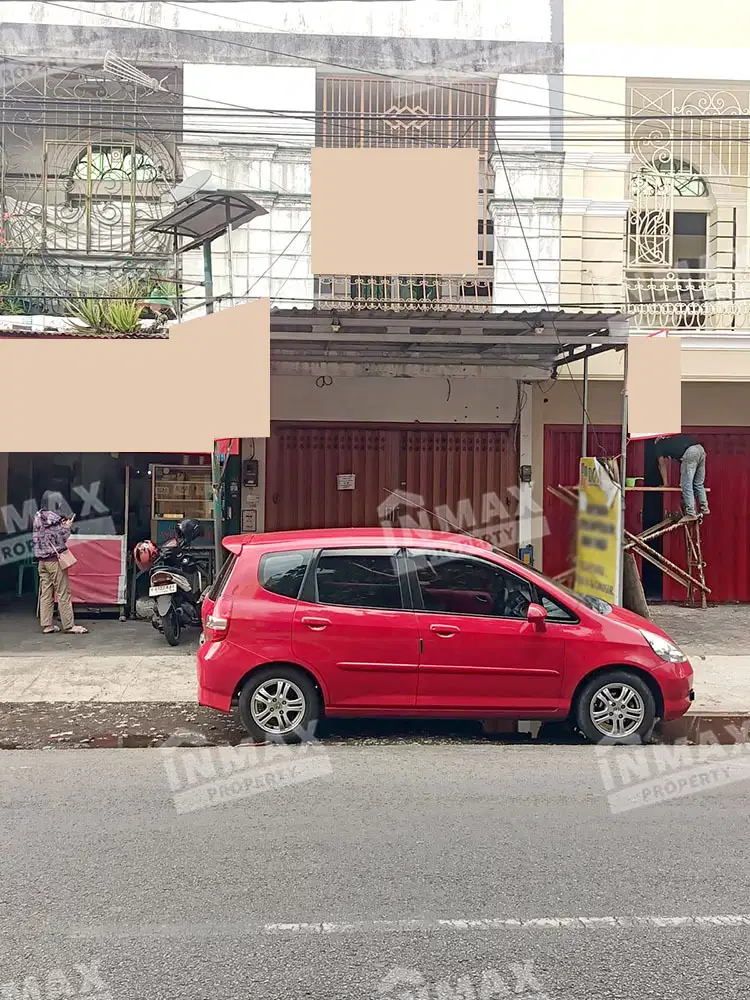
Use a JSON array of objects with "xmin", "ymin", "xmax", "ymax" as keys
[{"xmin": 623, "ymin": 551, "xmax": 650, "ymax": 619}]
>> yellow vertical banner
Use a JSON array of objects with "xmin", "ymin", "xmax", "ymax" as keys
[{"xmin": 575, "ymin": 458, "xmax": 623, "ymax": 605}]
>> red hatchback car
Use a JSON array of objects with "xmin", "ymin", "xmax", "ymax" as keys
[{"xmin": 197, "ymin": 528, "xmax": 694, "ymax": 744}]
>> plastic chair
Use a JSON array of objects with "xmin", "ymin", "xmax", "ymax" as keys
[{"xmin": 16, "ymin": 556, "xmax": 39, "ymax": 598}]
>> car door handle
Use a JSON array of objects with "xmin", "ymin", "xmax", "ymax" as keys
[
  {"xmin": 301, "ymin": 616, "xmax": 331, "ymax": 631},
  {"xmin": 430, "ymin": 624, "xmax": 460, "ymax": 637}
]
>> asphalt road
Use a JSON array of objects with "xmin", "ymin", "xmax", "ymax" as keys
[{"xmin": 2, "ymin": 745, "xmax": 749, "ymax": 999}]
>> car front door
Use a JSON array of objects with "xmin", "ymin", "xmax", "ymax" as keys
[
  {"xmin": 406, "ymin": 549, "xmax": 568, "ymax": 714},
  {"xmin": 292, "ymin": 547, "xmax": 420, "ymax": 711}
]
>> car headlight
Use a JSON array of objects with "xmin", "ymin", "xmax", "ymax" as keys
[{"xmin": 640, "ymin": 629, "xmax": 687, "ymax": 663}]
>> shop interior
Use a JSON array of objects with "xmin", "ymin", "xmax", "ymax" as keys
[{"xmin": 0, "ymin": 451, "xmax": 240, "ymax": 617}]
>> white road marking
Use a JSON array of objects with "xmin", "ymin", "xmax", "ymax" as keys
[{"xmin": 67, "ymin": 914, "xmax": 750, "ymax": 939}]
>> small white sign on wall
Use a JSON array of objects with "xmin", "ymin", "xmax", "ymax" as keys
[
  {"xmin": 337, "ymin": 474, "xmax": 355, "ymax": 491},
  {"xmin": 241, "ymin": 508, "xmax": 258, "ymax": 532}
]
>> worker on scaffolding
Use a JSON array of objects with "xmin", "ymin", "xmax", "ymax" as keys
[{"xmin": 654, "ymin": 434, "xmax": 710, "ymax": 522}]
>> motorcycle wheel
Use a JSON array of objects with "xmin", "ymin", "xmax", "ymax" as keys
[{"xmin": 162, "ymin": 608, "xmax": 181, "ymax": 646}]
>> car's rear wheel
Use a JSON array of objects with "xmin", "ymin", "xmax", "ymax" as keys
[
  {"xmin": 575, "ymin": 670, "xmax": 657, "ymax": 745},
  {"xmin": 238, "ymin": 666, "xmax": 320, "ymax": 744}
]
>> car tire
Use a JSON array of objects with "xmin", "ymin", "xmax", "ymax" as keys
[
  {"xmin": 575, "ymin": 669, "xmax": 657, "ymax": 745},
  {"xmin": 238, "ymin": 666, "xmax": 321, "ymax": 744}
]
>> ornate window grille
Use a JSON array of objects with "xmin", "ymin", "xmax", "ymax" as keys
[
  {"xmin": 71, "ymin": 146, "xmax": 164, "ymax": 184},
  {"xmin": 0, "ymin": 61, "xmax": 180, "ymax": 313},
  {"xmin": 317, "ymin": 75, "xmax": 495, "ymax": 304}
]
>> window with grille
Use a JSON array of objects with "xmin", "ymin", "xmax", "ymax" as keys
[{"xmin": 317, "ymin": 76, "xmax": 495, "ymax": 275}]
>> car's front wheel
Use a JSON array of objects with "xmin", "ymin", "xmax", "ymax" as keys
[
  {"xmin": 238, "ymin": 666, "xmax": 320, "ymax": 743},
  {"xmin": 575, "ymin": 670, "xmax": 657, "ymax": 744}
]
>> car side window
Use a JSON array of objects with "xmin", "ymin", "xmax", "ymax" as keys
[
  {"xmin": 537, "ymin": 591, "xmax": 578, "ymax": 623},
  {"xmin": 259, "ymin": 550, "xmax": 312, "ymax": 600},
  {"xmin": 409, "ymin": 549, "xmax": 535, "ymax": 620},
  {"xmin": 314, "ymin": 550, "xmax": 404, "ymax": 611}
]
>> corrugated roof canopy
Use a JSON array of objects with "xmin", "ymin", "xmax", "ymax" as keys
[{"xmin": 270, "ymin": 308, "xmax": 629, "ymax": 379}]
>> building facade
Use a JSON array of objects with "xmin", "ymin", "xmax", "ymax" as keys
[
  {"xmin": 542, "ymin": 0, "xmax": 750, "ymax": 601},
  {"xmin": 1, "ymin": 0, "xmax": 748, "ymax": 602}
]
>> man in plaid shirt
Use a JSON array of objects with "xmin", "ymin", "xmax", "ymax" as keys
[{"xmin": 32, "ymin": 496, "xmax": 88, "ymax": 634}]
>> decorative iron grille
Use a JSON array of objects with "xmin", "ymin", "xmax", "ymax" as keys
[
  {"xmin": 0, "ymin": 59, "xmax": 181, "ymax": 314},
  {"xmin": 625, "ymin": 82, "xmax": 746, "ymax": 271},
  {"xmin": 628, "ymin": 83, "xmax": 750, "ymax": 179},
  {"xmin": 317, "ymin": 75, "xmax": 495, "ymax": 273}
]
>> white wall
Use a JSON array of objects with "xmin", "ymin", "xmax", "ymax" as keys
[
  {"xmin": 182, "ymin": 65, "xmax": 316, "ymax": 147},
  {"xmin": 271, "ymin": 374, "xmax": 520, "ymax": 423},
  {"xmin": 3, "ymin": 1, "xmax": 553, "ymax": 43}
]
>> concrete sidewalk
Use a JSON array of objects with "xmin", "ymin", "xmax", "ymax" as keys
[
  {"xmin": 0, "ymin": 602, "xmax": 748, "ymax": 744},
  {"xmin": 0, "ymin": 605, "xmax": 747, "ymax": 712}
]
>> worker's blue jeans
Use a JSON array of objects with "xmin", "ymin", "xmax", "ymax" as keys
[{"xmin": 680, "ymin": 445, "xmax": 707, "ymax": 516}]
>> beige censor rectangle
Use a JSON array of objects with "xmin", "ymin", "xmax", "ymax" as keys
[
  {"xmin": 0, "ymin": 299, "xmax": 270, "ymax": 453},
  {"xmin": 627, "ymin": 335, "xmax": 682, "ymax": 439},
  {"xmin": 311, "ymin": 147, "xmax": 478, "ymax": 276}
]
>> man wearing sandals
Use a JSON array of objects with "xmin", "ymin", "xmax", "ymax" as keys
[{"xmin": 32, "ymin": 493, "xmax": 88, "ymax": 635}]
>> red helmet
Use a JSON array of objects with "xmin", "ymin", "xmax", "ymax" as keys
[{"xmin": 134, "ymin": 540, "xmax": 158, "ymax": 571}]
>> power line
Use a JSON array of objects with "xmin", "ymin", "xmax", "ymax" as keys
[
  {"xmin": 7, "ymin": 90, "xmax": 750, "ymax": 124},
  {"xmin": 32, "ymin": 0, "xmax": 670, "ymax": 132},
  {"xmin": 155, "ymin": 0, "xmax": 673, "ymax": 118},
  {"xmin": 490, "ymin": 129, "xmax": 610, "ymax": 451},
  {"xmin": 19, "ymin": 0, "xmax": 750, "ymax": 145}
]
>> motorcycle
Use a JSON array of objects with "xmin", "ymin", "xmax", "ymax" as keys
[{"xmin": 140, "ymin": 519, "xmax": 210, "ymax": 646}]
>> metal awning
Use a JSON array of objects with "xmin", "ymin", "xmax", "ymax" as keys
[
  {"xmin": 269, "ymin": 308, "xmax": 629, "ymax": 379},
  {"xmin": 147, "ymin": 190, "xmax": 268, "ymax": 253}
]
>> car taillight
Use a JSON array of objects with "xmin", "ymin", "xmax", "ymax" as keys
[{"xmin": 206, "ymin": 596, "xmax": 232, "ymax": 640}]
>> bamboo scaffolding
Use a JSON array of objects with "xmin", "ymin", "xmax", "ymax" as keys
[{"xmin": 546, "ymin": 481, "xmax": 710, "ymax": 607}]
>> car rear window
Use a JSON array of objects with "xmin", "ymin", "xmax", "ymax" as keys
[
  {"xmin": 314, "ymin": 550, "xmax": 403, "ymax": 610},
  {"xmin": 207, "ymin": 551, "xmax": 237, "ymax": 601},
  {"xmin": 259, "ymin": 550, "xmax": 312, "ymax": 600}
]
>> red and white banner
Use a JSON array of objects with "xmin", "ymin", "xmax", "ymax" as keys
[{"xmin": 67, "ymin": 535, "xmax": 127, "ymax": 605}]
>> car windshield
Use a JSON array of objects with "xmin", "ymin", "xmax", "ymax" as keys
[{"xmin": 501, "ymin": 552, "xmax": 613, "ymax": 616}]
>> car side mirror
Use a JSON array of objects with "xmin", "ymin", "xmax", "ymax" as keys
[{"xmin": 527, "ymin": 603, "xmax": 548, "ymax": 627}]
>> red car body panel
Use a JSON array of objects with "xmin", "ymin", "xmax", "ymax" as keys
[{"xmin": 197, "ymin": 528, "xmax": 694, "ymax": 724}]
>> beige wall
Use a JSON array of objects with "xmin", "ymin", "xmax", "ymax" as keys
[
  {"xmin": 562, "ymin": 348, "xmax": 750, "ymax": 382},
  {"xmin": 565, "ymin": 0, "xmax": 750, "ymax": 78},
  {"xmin": 561, "ymin": 77, "xmax": 629, "ymax": 308},
  {"xmin": 565, "ymin": 0, "xmax": 750, "ymax": 50}
]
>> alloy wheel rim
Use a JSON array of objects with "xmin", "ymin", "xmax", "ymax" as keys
[
  {"xmin": 251, "ymin": 679, "xmax": 306, "ymax": 735},
  {"xmin": 589, "ymin": 683, "xmax": 645, "ymax": 739}
]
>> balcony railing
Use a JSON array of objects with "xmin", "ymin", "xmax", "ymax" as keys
[
  {"xmin": 315, "ymin": 275, "xmax": 493, "ymax": 313},
  {"xmin": 625, "ymin": 268, "xmax": 750, "ymax": 331}
]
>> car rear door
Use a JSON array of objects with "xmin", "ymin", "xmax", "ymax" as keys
[
  {"xmin": 292, "ymin": 547, "xmax": 420, "ymax": 710},
  {"xmin": 406, "ymin": 548, "xmax": 567, "ymax": 714}
]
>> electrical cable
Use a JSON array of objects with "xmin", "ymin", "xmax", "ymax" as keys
[
  {"xmin": 491, "ymin": 133, "xmax": 609, "ymax": 456},
  {"xmin": 7, "ymin": 5, "xmax": 744, "ymax": 350},
  {"xmin": 24, "ymin": 0, "xmax": 750, "ymax": 157}
]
